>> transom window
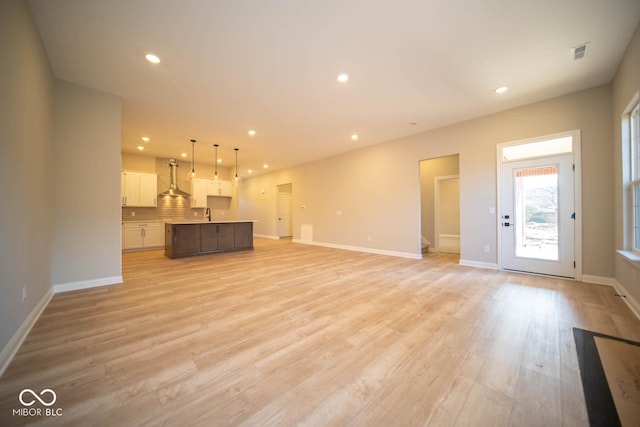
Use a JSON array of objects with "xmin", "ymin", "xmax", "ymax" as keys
[{"xmin": 502, "ymin": 136, "xmax": 572, "ymax": 161}]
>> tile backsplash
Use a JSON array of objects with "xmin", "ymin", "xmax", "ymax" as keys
[{"xmin": 122, "ymin": 196, "xmax": 205, "ymax": 221}]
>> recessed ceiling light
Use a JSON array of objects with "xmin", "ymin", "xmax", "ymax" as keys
[
  {"xmin": 145, "ymin": 53, "xmax": 160, "ymax": 64},
  {"xmin": 217, "ymin": 158, "xmax": 222, "ymax": 163},
  {"xmin": 180, "ymin": 153, "xmax": 187, "ymax": 158},
  {"xmin": 137, "ymin": 145, "xmax": 145, "ymax": 151},
  {"xmin": 248, "ymin": 169, "xmax": 253, "ymax": 174},
  {"xmin": 141, "ymin": 136, "xmax": 150, "ymax": 142},
  {"xmin": 351, "ymin": 133, "xmax": 359, "ymax": 141},
  {"xmin": 337, "ymin": 73, "xmax": 349, "ymax": 83},
  {"xmin": 495, "ymin": 86, "xmax": 509, "ymax": 94},
  {"xmin": 248, "ymin": 129, "xmax": 256, "ymax": 136},
  {"xmin": 263, "ymin": 164, "xmax": 269, "ymax": 169}
]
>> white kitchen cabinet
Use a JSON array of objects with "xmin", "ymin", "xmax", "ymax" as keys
[
  {"xmin": 138, "ymin": 173, "xmax": 158, "ymax": 207},
  {"xmin": 191, "ymin": 178, "xmax": 232, "ymax": 207},
  {"xmin": 122, "ymin": 222, "xmax": 164, "ymax": 250},
  {"xmin": 121, "ymin": 172, "xmax": 138, "ymax": 206},
  {"xmin": 121, "ymin": 171, "xmax": 158, "ymax": 207},
  {"xmin": 190, "ymin": 178, "xmax": 209, "ymax": 208},
  {"xmin": 207, "ymin": 180, "xmax": 232, "ymax": 197},
  {"xmin": 143, "ymin": 223, "xmax": 164, "ymax": 247}
]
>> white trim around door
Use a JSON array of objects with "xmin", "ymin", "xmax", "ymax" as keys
[{"xmin": 496, "ymin": 129, "xmax": 582, "ymax": 280}]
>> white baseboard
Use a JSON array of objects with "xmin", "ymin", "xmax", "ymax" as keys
[
  {"xmin": 254, "ymin": 234, "xmax": 280, "ymax": 240},
  {"xmin": 459, "ymin": 259, "xmax": 499, "ymax": 270},
  {"xmin": 581, "ymin": 274, "xmax": 614, "ymax": 286},
  {"xmin": 613, "ymin": 280, "xmax": 640, "ymax": 320},
  {"xmin": 581, "ymin": 275, "xmax": 640, "ymax": 321},
  {"xmin": 292, "ymin": 239, "xmax": 422, "ymax": 260},
  {"xmin": 1, "ymin": 275, "xmax": 122, "ymax": 377},
  {"xmin": 0, "ymin": 287, "xmax": 54, "ymax": 377},
  {"xmin": 53, "ymin": 276, "xmax": 122, "ymax": 293}
]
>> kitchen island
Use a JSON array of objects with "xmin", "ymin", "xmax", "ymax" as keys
[{"xmin": 165, "ymin": 220, "xmax": 254, "ymax": 258}]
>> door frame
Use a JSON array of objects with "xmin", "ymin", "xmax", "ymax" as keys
[
  {"xmin": 276, "ymin": 183, "xmax": 293, "ymax": 238},
  {"xmin": 434, "ymin": 174, "xmax": 460, "ymax": 253},
  {"xmin": 496, "ymin": 129, "xmax": 583, "ymax": 280}
]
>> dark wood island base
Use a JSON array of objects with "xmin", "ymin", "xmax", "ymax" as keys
[{"xmin": 165, "ymin": 221, "xmax": 254, "ymax": 258}]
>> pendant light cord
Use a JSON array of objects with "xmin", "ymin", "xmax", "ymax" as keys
[
  {"xmin": 190, "ymin": 139, "xmax": 196, "ymax": 176},
  {"xmin": 234, "ymin": 148, "xmax": 239, "ymax": 182},
  {"xmin": 214, "ymin": 144, "xmax": 219, "ymax": 179}
]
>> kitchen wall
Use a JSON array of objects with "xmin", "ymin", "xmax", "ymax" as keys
[
  {"xmin": 238, "ymin": 83, "xmax": 614, "ymax": 276},
  {"xmin": 613, "ymin": 23, "xmax": 640, "ymax": 309},
  {"xmin": 0, "ymin": 0, "xmax": 54, "ymax": 371},
  {"xmin": 121, "ymin": 153, "xmax": 238, "ymax": 221}
]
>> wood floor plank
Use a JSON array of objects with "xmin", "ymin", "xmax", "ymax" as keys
[{"xmin": 0, "ymin": 238, "xmax": 638, "ymax": 426}]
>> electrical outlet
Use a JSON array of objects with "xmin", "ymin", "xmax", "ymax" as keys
[
  {"xmin": 131, "ymin": 211, "xmax": 136, "ymax": 217},
  {"xmin": 483, "ymin": 245, "xmax": 490, "ymax": 253},
  {"xmin": 367, "ymin": 236, "xmax": 373, "ymax": 242},
  {"xmin": 194, "ymin": 212, "xmax": 198, "ymax": 216},
  {"xmin": 22, "ymin": 287, "xmax": 27, "ymax": 302},
  {"xmin": 336, "ymin": 211, "xmax": 343, "ymax": 216}
]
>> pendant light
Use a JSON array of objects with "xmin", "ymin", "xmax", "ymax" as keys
[
  {"xmin": 213, "ymin": 144, "xmax": 219, "ymax": 180},
  {"xmin": 234, "ymin": 148, "xmax": 239, "ymax": 184},
  {"xmin": 188, "ymin": 139, "xmax": 197, "ymax": 178}
]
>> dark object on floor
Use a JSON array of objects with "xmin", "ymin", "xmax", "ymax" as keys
[{"xmin": 573, "ymin": 327, "xmax": 640, "ymax": 427}]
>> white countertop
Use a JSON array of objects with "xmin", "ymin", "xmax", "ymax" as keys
[
  {"xmin": 166, "ymin": 220, "xmax": 257, "ymax": 225},
  {"xmin": 122, "ymin": 219, "xmax": 256, "ymax": 224}
]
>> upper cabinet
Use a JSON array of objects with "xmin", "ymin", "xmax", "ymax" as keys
[
  {"xmin": 121, "ymin": 171, "xmax": 158, "ymax": 207},
  {"xmin": 191, "ymin": 178, "xmax": 209, "ymax": 208},
  {"xmin": 208, "ymin": 180, "xmax": 232, "ymax": 197},
  {"xmin": 191, "ymin": 179, "xmax": 232, "ymax": 207}
]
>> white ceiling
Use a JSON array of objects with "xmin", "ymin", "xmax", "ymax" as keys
[{"xmin": 28, "ymin": 0, "xmax": 640, "ymax": 178}]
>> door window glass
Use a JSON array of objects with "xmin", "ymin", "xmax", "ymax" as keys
[{"xmin": 514, "ymin": 165, "xmax": 558, "ymax": 261}]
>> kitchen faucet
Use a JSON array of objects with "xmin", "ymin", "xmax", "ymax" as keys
[{"xmin": 205, "ymin": 207, "xmax": 211, "ymax": 222}]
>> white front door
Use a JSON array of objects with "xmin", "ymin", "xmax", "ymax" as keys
[{"xmin": 500, "ymin": 154, "xmax": 575, "ymax": 278}]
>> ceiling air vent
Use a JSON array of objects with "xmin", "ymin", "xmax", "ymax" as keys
[{"xmin": 571, "ymin": 42, "xmax": 588, "ymax": 60}]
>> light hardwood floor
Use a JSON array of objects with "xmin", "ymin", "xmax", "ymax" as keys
[{"xmin": 1, "ymin": 238, "xmax": 639, "ymax": 426}]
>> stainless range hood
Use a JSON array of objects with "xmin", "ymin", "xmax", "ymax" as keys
[{"xmin": 160, "ymin": 159, "xmax": 191, "ymax": 197}]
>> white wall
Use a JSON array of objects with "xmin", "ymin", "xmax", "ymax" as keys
[
  {"xmin": 239, "ymin": 84, "xmax": 614, "ymax": 275},
  {"xmin": 438, "ymin": 179, "xmax": 460, "ymax": 236},
  {"xmin": 51, "ymin": 80, "xmax": 122, "ymax": 289},
  {"xmin": 0, "ymin": 0, "xmax": 54, "ymax": 365},
  {"xmin": 613, "ymin": 23, "xmax": 640, "ymax": 307}
]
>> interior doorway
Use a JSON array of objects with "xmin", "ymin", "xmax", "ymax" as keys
[
  {"xmin": 277, "ymin": 183, "xmax": 293, "ymax": 238},
  {"xmin": 419, "ymin": 155, "xmax": 460, "ymax": 255}
]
